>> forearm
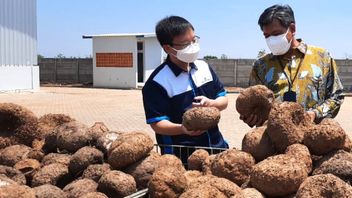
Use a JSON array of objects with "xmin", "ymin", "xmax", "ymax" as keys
[
  {"xmin": 212, "ymin": 96, "xmax": 228, "ymax": 111},
  {"xmin": 311, "ymin": 93, "xmax": 344, "ymax": 120},
  {"xmin": 312, "ymin": 58, "xmax": 345, "ymax": 121},
  {"xmin": 150, "ymin": 120, "xmax": 185, "ymax": 136}
]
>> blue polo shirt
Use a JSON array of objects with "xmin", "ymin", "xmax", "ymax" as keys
[{"xmin": 142, "ymin": 57, "xmax": 228, "ymax": 156}]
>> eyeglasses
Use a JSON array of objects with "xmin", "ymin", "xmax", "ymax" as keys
[{"xmin": 172, "ymin": 36, "xmax": 200, "ymax": 49}]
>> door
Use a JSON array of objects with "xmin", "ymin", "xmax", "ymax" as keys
[{"xmin": 137, "ymin": 41, "xmax": 144, "ymax": 83}]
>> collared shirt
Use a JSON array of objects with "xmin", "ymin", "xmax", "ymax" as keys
[
  {"xmin": 142, "ymin": 57, "xmax": 228, "ymax": 153},
  {"xmin": 250, "ymin": 40, "xmax": 344, "ymax": 122}
]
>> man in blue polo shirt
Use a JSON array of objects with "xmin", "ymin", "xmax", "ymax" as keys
[{"xmin": 142, "ymin": 16, "xmax": 229, "ymax": 163}]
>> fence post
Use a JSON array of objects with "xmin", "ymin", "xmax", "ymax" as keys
[
  {"xmin": 54, "ymin": 58, "xmax": 57, "ymax": 83},
  {"xmin": 77, "ymin": 59, "xmax": 80, "ymax": 83},
  {"xmin": 234, "ymin": 60, "xmax": 238, "ymax": 87}
]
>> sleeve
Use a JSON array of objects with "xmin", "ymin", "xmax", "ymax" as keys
[
  {"xmin": 249, "ymin": 60, "xmax": 264, "ymax": 86},
  {"xmin": 208, "ymin": 65, "xmax": 227, "ymax": 98},
  {"xmin": 312, "ymin": 56, "xmax": 345, "ymax": 121},
  {"xmin": 142, "ymin": 80, "xmax": 171, "ymax": 124}
]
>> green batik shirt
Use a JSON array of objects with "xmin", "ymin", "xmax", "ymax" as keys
[{"xmin": 249, "ymin": 40, "xmax": 344, "ymax": 122}]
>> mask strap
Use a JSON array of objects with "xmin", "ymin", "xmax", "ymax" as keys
[{"xmin": 285, "ymin": 28, "xmax": 293, "ymax": 44}]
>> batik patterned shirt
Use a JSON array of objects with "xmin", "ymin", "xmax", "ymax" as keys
[{"xmin": 249, "ymin": 40, "xmax": 344, "ymax": 122}]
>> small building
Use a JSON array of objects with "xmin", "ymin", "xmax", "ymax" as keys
[
  {"xmin": 83, "ymin": 33, "xmax": 164, "ymax": 88},
  {"xmin": 0, "ymin": 0, "xmax": 39, "ymax": 91}
]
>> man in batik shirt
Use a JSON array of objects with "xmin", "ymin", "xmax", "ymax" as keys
[{"xmin": 242, "ymin": 4, "xmax": 344, "ymax": 127}]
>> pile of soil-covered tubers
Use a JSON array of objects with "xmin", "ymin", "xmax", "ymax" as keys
[
  {"xmin": 0, "ymin": 102, "xmax": 157, "ymax": 198},
  {"xmin": 1, "ymin": 84, "xmax": 352, "ymax": 198},
  {"xmin": 236, "ymin": 85, "xmax": 352, "ymax": 197}
]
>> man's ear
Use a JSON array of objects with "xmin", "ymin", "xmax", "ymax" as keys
[
  {"xmin": 289, "ymin": 23, "xmax": 296, "ymax": 36},
  {"xmin": 162, "ymin": 45, "xmax": 174, "ymax": 55}
]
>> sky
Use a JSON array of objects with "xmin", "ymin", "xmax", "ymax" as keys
[{"xmin": 38, "ymin": 0, "xmax": 352, "ymax": 59}]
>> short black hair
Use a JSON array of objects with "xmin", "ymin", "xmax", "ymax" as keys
[
  {"xmin": 258, "ymin": 4, "xmax": 295, "ymax": 30},
  {"xmin": 155, "ymin": 16, "xmax": 194, "ymax": 46}
]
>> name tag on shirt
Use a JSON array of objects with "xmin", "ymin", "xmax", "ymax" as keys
[{"xmin": 283, "ymin": 90, "xmax": 297, "ymax": 102}]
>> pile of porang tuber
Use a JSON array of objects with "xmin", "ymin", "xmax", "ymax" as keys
[{"xmin": 1, "ymin": 85, "xmax": 352, "ymax": 198}]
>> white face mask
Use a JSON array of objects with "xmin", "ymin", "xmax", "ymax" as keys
[
  {"xmin": 171, "ymin": 42, "xmax": 200, "ymax": 63},
  {"xmin": 266, "ymin": 29, "xmax": 292, "ymax": 55}
]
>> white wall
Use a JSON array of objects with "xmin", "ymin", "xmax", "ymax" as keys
[
  {"xmin": 0, "ymin": 0, "xmax": 37, "ymax": 66},
  {"xmin": 143, "ymin": 37, "xmax": 163, "ymax": 82},
  {"xmin": 0, "ymin": 66, "xmax": 39, "ymax": 91},
  {"xmin": 93, "ymin": 36, "xmax": 137, "ymax": 88},
  {"xmin": 0, "ymin": 0, "xmax": 38, "ymax": 91}
]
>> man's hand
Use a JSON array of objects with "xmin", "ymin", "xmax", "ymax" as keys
[
  {"xmin": 192, "ymin": 96, "xmax": 214, "ymax": 107},
  {"xmin": 307, "ymin": 111, "xmax": 316, "ymax": 123},
  {"xmin": 240, "ymin": 114, "xmax": 265, "ymax": 128},
  {"xmin": 181, "ymin": 125, "xmax": 205, "ymax": 136}
]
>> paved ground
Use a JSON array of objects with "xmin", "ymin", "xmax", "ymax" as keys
[{"xmin": 0, "ymin": 87, "xmax": 351, "ymax": 148}]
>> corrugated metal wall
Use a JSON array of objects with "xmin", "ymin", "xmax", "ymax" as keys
[{"xmin": 0, "ymin": 0, "xmax": 37, "ymax": 66}]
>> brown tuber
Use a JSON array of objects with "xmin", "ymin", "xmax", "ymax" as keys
[
  {"xmin": 187, "ymin": 149, "xmax": 209, "ymax": 171},
  {"xmin": 296, "ymin": 174, "xmax": 352, "ymax": 197},
  {"xmin": 63, "ymin": 178, "xmax": 98, "ymax": 198},
  {"xmin": 124, "ymin": 151, "xmax": 161, "ymax": 189},
  {"xmin": 98, "ymin": 170, "xmax": 137, "ymax": 198},
  {"xmin": 0, "ymin": 144, "xmax": 32, "ymax": 167},
  {"xmin": 148, "ymin": 167, "xmax": 187, "ymax": 198},
  {"xmin": 182, "ymin": 107, "xmax": 220, "ymax": 131},
  {"xmin": 31, "ymin": 163, "xmax": 71, "ymax": 188},
  {"xmin": 37, "ymin": 113, "xmax": 74, "ymax": 138},
  {"xmin": 250, "ymin": 144, "xmax": 310, "ymax": 197},
  {"xmin": 82, "ymin": 163, "xmax": 111, "ymax": 183},
  {"xmin": 0, "ymin": 184, "xmax": 35, "ymax": 198},
  {"xmin": 107, "ymin": 132, "xmax": 153, "ymax": 169},
  {"xmin": 0, "ymin": 165, "xmax": 26, "ymax": 185},
  {"xmin": 56, "ymin": 121, "xmax": 93, "ymax": 153},
  {"xmin": 80, "ymin": 192, "xmax": 108, "ymax": 198},
  {"xmin": 68, "ymin": 146, "xmax": 104, "ymax": 177},
  {"xmin": 304, "ymin": 118, "xmax": 346, "ymax": 155},
  {"xmin": 236, "ymin": 85, "xmax": 275, "ymax": 125},
  {"xmin": 14, "ymin": 159, "xmax": 41, "ymax": 183},
  {"xmin": 41, "ymin": 153, "xmax": 71, "ymax": 166},
  {"xmin": 157, "ymin": 154, "xmax": 186, "ymax": 173},
  {"xmin": 241, "ymin": 126, "xmax": 276, "ymax": 162},
  {"xmin": 313, "ymin": 150, "xmax": 352, "ymax": 183},
  {"xmin": 33, "ymin": 184, "xmax": 67, "ymax": 198},
  {"xmin": 0, "ymin": 103, "xmax": 40, "ymax": 148},
  {"xmin": 210, "ymin": 148, "xmax": 255, "ymax": 186},
  {"xmin": 186, "ymin": 175, "xmax": 242, "ymax": 197},
  {"xmin": 267, "ymin": 102, "xmax": 312, "ymax": 152}
]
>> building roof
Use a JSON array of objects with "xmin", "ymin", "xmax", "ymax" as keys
[{"xmin": 82, "ymin": 33, "xmax": 156, "ymax": 39}]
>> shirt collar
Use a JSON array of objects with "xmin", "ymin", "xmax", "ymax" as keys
[
  {"xmin": 269, "ymin": 39, "xmax": 307, "ymax": 60},
  {"xmin": 165, "ymin": 56, "xmax": 198, "ymax": 77},
  {"xmin": 296, "ymin": 39, "xmax": 308, "ymax": 54}
]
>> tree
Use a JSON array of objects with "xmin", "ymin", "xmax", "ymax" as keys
[
  {"xmin": 344, "ymin": 53, "xmax": 352, "ymax": 60},
  {"xmin": 220, "ymin": 54, "xmax": 228, "ymax": 59},
  {"xmin": 257, "ymin": 49, "xmax": 267, "ymax": 58},
  {"xmin": 56, "ymin": 53, "xmax": 65, "ymax": 59},
  {"xmin": 37, "ymin": 54, "xmax": 44, "ymax": 62},
  {"xmin": 203, "ymin": 55, "xmax": 218, "ymax": 60}
]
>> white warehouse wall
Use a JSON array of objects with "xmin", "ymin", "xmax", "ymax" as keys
[
  {"xmin": 93, "ymin": 36, "xmax": 138, "ymax": 88},
  {"xmin": 0, "ymin": 0, "xmax": 39, "ymax": 91},
  {"xmin": 143, "ymin": 37, "xmax": 163, "ymax": 82}
]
